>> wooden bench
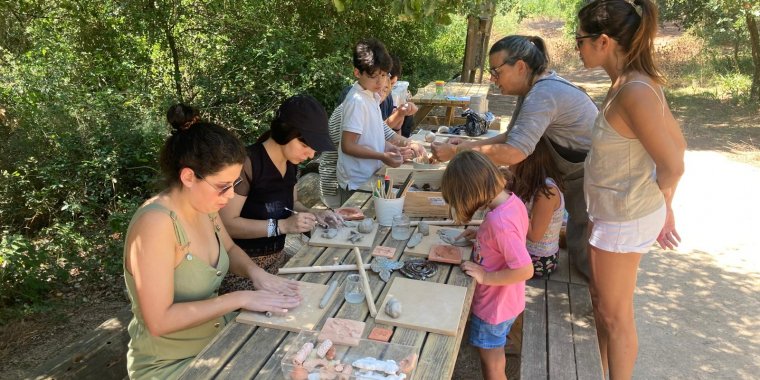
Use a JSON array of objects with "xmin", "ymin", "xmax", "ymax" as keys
[{"xmin": 519, "ymin": 249, "xmax": 604, "ymax": 380}]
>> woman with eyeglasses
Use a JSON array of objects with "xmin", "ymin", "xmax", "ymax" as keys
[
  {"xmin": 578, "ymin": 0, "xmax": 685, "ymax": 377},
  {"xmin": 431, "ymin": 35, "xmax": 598, "ymax": 279},
  {"xmin": 123, "ymin": 104, "xmax": 301, "ymax": 379},
  {"xmin": 218, "ymin": 94, "xmax": 343, "ymax": 291}
]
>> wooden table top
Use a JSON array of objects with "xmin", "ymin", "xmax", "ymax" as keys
[
  {"xmin": 411, "ymin": 82, "xmax": 491, "ymax": 106},
  {"xmin": 180, "ymin": 192, "xmax": 475, "ymax": 380}
]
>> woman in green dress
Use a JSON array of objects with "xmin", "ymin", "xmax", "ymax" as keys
[{"xmin": 123, "ymin": 104, "xmax": 301, "ymax": 379}]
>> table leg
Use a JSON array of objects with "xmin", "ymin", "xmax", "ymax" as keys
[
  {"xmin": 413, "ymin": 105, "xmax": 434, "ymax": 127},
  {"xmin": 445, "ymin": 106, "xmax": 455, "ymax": 126}
]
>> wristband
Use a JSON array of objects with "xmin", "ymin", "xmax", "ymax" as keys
[{"xmin": 267, "ymin": 218, "xmax": 276, "ymax": 237}]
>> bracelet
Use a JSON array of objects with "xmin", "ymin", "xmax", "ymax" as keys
[{"xmin": 267, "ymin": 218, "xmax": 276, "ymax": 238}]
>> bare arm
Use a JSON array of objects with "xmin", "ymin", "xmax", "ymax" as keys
[
  {"xmin": 526, "ymin": 187, "xmax": 561, "ymax": 243},
  {"xmin": 460, "ymin": 260, "xmax": 533, "ymax": 286},
  {"xmin": 341, "ymin": 130, "xmax": 385, "ymax": 160},
  {"xmin": 219, "ymin": 193, "xmax": 268, "ymax": 239},
  {"xmin": 432, "ymin": 132, "xmax": 527, "ymax": 166}
]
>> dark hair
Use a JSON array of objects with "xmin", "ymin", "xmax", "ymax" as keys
[
  {"xmin": 159, "ymin": 104, "xmax": 246, "ymax": 187},
  {"xmin": 578, "ymin": 0, "xmax": 663, "ymax": 83},
  {"xmin": 255, "ymin": 116, "xmax": 303, "ymax": 145},
  {"xmin": 489, "ymin": 35, "xmax": 549, "ymax": 84},
  {"xmin": 353, "ymin": 38, "xmax": 392, "ymax": 75},
  {"xmin": 510, "ymin": 139, "xmax": 565, "ymax": 203},
  {"xmin": 389, "ymin": 54, "xmax": 402, "ymax": 79},
  {"xmin": 441, "ymin": 150, "xmax": 506, "ymax": 223}
]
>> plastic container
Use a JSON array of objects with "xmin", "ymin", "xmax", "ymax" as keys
[
  {"xmin": 435, "ymin": 80, "xmax": 445, "ymax": 95},
  {"xmin": 344, "ymin": 274, "xmax": 364, "ymax": 304},
  {"xmin": 373, "ymin": 196, "xmax": 405, "ymax": 226},
  {"xmin": 281, "ymin": 330, "xmax": 418, "ymax": 380},
  {"xmin": 391, "ymin": 214, "xmax": 411, "ymax": 240}
]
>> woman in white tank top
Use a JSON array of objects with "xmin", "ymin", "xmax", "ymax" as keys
[{"xmin": 577, "ymin": 0, "xmax": 687, "ymax": 378}]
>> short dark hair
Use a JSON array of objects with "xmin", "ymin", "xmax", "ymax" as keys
[
  {"xmin": 389, "ymin": 54, "xmax": 402, "ymax": 79},
  {"xmin": 160, "ymin": 104, "xmax": 246, "ymax": 187},
  {"xmin": 353, "ymin": 38, "xmax": 392, "ymax": 75}
]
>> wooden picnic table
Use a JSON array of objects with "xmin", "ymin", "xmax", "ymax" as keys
[
  {"xmin": 180, "ymin": 192, "xmax": 475, "ymax": 380},
  {"xmin": 410, "ymin": 82, "xmax": 491, "ymax": 127}
]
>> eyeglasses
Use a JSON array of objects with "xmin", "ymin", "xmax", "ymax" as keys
[
  {"xmin": 197, "ymin": 174, "xmax": 242, "ymax": 195},
  {"xmin": 488, "ymin": 61, "xmax": 511, "ymax": 80},
  {"xmin": 575, "ymin": 33, "xmax": 601, "ymax": 49}
]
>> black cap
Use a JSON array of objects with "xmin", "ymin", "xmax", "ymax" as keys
[{"xmin": 276, "ymin": 94, "xmax": 336, "ymax": 152}]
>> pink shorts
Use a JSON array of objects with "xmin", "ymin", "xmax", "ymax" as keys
[{"xmin": 588, "ymin": 204, "xmax": 666, "ymax": 254}]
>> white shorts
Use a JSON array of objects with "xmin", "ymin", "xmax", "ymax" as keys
[{"xmin": 588, "ymin": 204, "xmax": 666, "ymax": 254}]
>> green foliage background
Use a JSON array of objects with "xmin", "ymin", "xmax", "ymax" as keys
[{"xmin": 0, "ymin": 0, "xmax": 470, "ymax": 312}]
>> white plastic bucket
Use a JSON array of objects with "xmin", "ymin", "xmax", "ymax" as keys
[{"xmin": 373, "ymin": 196, "xmax": 405, "ymax": 226}]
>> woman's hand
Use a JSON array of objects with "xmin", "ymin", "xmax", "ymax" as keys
[
  {"xmin": 410, "ymin": 142, "xmax": 426, "ymax": 158},
  {"xmin": 430, "ymin": 142, "xmax": 457, "ymax": 162},
  {"xmin": 280, "ymin": 213, "xmax": 317, "ymax": 234},
  {"xmin": 657, "ymin": 207, "xmax": 681, "ymax": 250},
  {"xmin": 382, "ymin": 151, "xmax": 403, "ymax": 167},
  {"xmin": 237, "ymin": 289, "xmax": 302, "ymax": 314},
  {"xmin": 252, "ymin": 270, "xmax": 301, "ymax": 296},
  {"xmin": 460, "ymin": 261, "xmax": 487, "ymax": 285},
  {"xmin": 314, "ymin": 209, "xmax": 344, "ymax": 228}
]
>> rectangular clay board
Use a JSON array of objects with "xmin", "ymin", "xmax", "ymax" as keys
[
  {"xmin": 308, "ymin": 223, "xmax": 378, "ymax": 249},
  {"xmin": 404, "ymin": 225, "xmax": 472, "ymax": 260},
  {"xmin": 236, "ymin": 281, "xmax": 329, "ymax": 332}
]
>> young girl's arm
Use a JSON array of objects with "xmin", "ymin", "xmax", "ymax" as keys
[
  {"xmin": 461, "ymin": 261, "xmax": 533, "ymax": 286},
  {"xmin": 526, "ymin": 186, "xmax": 561, "ymax": 243}
]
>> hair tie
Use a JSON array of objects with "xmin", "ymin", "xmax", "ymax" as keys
[
  {"xmin": 625, "ymin": 0, "xmax": 643, "ymax": 16},
  {"xmin": 180, "ymin": 115, "xmax": 200, "ymax": 131}
]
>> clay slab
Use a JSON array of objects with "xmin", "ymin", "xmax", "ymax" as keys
[
  {"xmin": 368, "ymin": 327, "xmax": 393, "ymax": 342},
  {"xmin": 428, "ymin": 244, "xmax": 463, "ymax": 264},
  {"xmin": 318, "ymin": 318, "xmax": 366, "ymax": 347},
  {"xmin": 371, "ymin": 246, "xmax": 397, "ymax": 259},
  {"xmin": 404, "ymin": 225, "xmax": 471, "ymax": 260},
  {"xmin": 375, "ymin": 277, "xmax": 468, "ymax": 336},
  {"xmin": 308, "ymin": 223, "xmax": 378, "ymax": 250},
  {"xmin": 236, "ymin": 281, "xmax": 328, "ymax": 332}
]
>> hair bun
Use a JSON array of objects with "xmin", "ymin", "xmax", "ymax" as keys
[{"xmin": 166, "ymin": 103, "xmax": 200, "ymax": 131}]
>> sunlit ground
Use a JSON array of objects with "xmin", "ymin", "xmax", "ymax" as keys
[{"xmin": 634, "ymin": 150, "xmax": 760, "ymax": 379}]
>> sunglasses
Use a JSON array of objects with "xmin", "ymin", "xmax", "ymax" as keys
[
  {"xmin": 575, "ymin": 33, "xmax": 601, "ymax": 49},
  {"xmin": 197, "ymin": 175, "xmax": 242, "ymax": 195}
]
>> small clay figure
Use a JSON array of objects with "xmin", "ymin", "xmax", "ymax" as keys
[
  {"xmin": 424, "ymin": 131, "xmax": 436, "ymax": 143},
  {"xmin": 398, "ymin": 353, "xmax": 418, "ymax": 375},
  {"xmin": 289, "ymin": 365, "xmax": 309, "ymax": 380},
  {"xmin": 357, "ymin": 218, "xmax": 374, "ymax": 234},
  {"xmin": 417, "ymin": 221, "xmax": 430, "ymax": 236},
  {"xmin": 369, "ymin": 257, "xmax": 404, "ymax": 282},
  {"xmin": 347, "ymin": 230, "xmax": 363, "ymax": 243},
  {"xmin": 316, "ymin": 339, "xmax": 333, "ymax": 358},
  {"xmin": 384, "ymin": 297, "xmax": 402, "ymax": 319},
  {"xmin": 406, "ymin": 232, "xmax": 423, "ymax": 248},
  {"xmin": 437, "ymin": 125, "xmax": 450, "ymax": 134},
  {"xmin": 321, "ymin": 228, "xmax": 338, "ymax": 239},
  {"xmin": 351, "ymin": 357, "xmax": 400, "ymax": 375},
  {"xmin": 303, "ymin": 358, "xmax": 330, "ymax": 371},
  {"xmin": 325, "ymin": 346, "xmax": 337, "ymax": 360},
  {"xmin": 400, "ymin": 258, "xmax": 438, "ymax": 280},
  {"xmin": 293, "ymin": 342, "xmax": 314, "ymax": 365}
]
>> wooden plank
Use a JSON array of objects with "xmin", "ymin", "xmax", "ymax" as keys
[
  {"xmin": 521, "ymin": 279, "xmax": 548, "ymax": 380},
  {"xmin": 215, "ymin": 327, "xmax": 288, "ymax": 379},
  {"xmin": 547, "ymin": 281, "xmax": 576, "ymax": 380},
  {"xmin": 549, "ymin": 248, "xmax": 570, "ymax": 283},
  {"xmin": 569, "ymin": 284, "xmax": 604, "ymax": 380},
  {"xmin": 32, "ymin": 308, "xmax": 131, "ymax": 380},
  {"xmin": 179, "ymin": 322, "xmax": 258, "ymax": 379}
]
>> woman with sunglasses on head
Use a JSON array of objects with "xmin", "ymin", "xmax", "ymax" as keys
[
  {"xmin": 577, "ymin": 0, "xmax": 685, "ymax": 377},
  {"xmin": 432, "ymin": 35, "xmax": 598, "ymax": 279},
  {"xmin": 123, "ymin": 104, "xmax": 301, "ymax": 379},
  {"xmin": 219, "ymin": 94, "xmax": 343, "ymax": 291}
]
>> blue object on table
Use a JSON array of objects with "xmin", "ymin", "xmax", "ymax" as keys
[{"xmin": 446, "ymin": 96, "xmax": 470, "ymax": 101}]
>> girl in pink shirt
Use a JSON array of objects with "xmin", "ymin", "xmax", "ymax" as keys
[{"xmin": 441, "ymin": 151, "xmax": 534, "ymax": 380}]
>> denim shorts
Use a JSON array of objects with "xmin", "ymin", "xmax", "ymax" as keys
[{"xmin": 468, "ymin": 314, "xmax": 516, "ymax": 349}]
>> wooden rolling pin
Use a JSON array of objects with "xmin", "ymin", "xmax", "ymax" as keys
[
  {"xmin": 353, "ymin": 247, "xmax": 377, "ymax": 317},
  {"xmin": 278, "ymin": 264, "xmax": 370, "ymax": 275},
  {"xmin": 410, "ymin": 220, "xmax": 483, "ymax": 226}
]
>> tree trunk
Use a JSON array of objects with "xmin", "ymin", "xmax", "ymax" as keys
[
  {"xmin": 164, "ymin": 24, "xmax": 183, "ymax": 101},
  {"xmin": 746, "ymin": 11, "xmax": 760, "ymax": 103}
]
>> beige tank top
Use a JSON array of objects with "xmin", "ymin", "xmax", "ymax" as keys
[{"xmin": 584, "ymin": 80, "xmax": 665, "ymax": 222}]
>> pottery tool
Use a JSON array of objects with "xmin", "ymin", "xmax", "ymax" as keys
[
  {"xmin": 319, "ymin": 279, "xmax": 339, "ymax": 308},
  {"xmin": 384, "ymin": 175, "xmax": 391, "ymax": 199},
  {"xmin": 284, "ymin": 207, "xmax": 328, "ymax": 228},
  {"xmin": 352, "ymin": 247, "xmax": 377, "ymax": 317},
  {"xmin": 277, "ymin": 263, "xmax": 371, "ymax": 275},
  {"xmin": 396, "ymin": 172, "xmax": 415, "ymax": 199},
  {"xmin": 410, "ymin": 220, "xmax": 483, "ymax": 227}
]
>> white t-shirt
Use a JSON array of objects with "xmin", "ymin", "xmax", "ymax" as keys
[{"xmin": 337, "ymin": 82, "xmax": 386, "ymax": 190}]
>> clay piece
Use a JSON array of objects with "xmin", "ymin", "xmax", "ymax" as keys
[
  {"xmin": 316, "ymin": 339, "xmax": 333, "ymax": 358},
  {"xmin": 384, "ymin": 297, "xmax": 402, "ymax": 319},
  {"xmin": 417, "ymin": 222, "xmax": 430, "ymax": 236},
  {"xmin": 342, "ymin": 220, "xmax": 358, "ymax": 228},
  {"xmin": 319, "ymin": 367, "xmax": 338, "ymax": 380},
  {"xmin": 370, "ymin": 257, "xmax": 404, "ymax": 282},
  {"xmin": 405, "ymin": 232, "xmax": 423, "ymax": 248},
  {"xmin": 293, "ymin": 342, "xmax": 314, "ymax": 365},
  {"xmin": 352, "ymin": 357, "xmax": 400, "ymax": 375},
  {"xmin": 357, "ymin": 218, "xmax": 374, "ymax": 234},
  {"xmin": 437, "ymin": 228, "xmax": 472, "ymax": 247},
  {"xmin": 424, "ymin": 131, "xmax": 436, "ymax": 143},
  {"xmin": 335, "ymin": 207, "xmax": 365, "ymax": 221},
  {"xmin": 437, "ymin": 125, "xmax": 450, "ymax": 134},
  {"xmin": 325, "ymin": 346, "xmax": 337, "ymax": 360},
  {"xmin": 398, "ymin": 353, "xmax": 418, "ymax": 375},
  {"xmin": 318, "ymin": 318, "xmax": 365, "ymax": 347},
  {"xmin": 321, "ymin": 228, "xmax": 338, "ymax": 239},
  {"xmin": 289, "ymin": 365, "xmax": 309, "ymax": 380},
  {"xmin": 428, "ymin": 244, "xmax": 463, "ymax": 264},
  {"xmin": 371, "ymin": 246, "xmax": 396, "ymax": 259},
  {"xmin": 367, "ymin": 327, "xmax": 393, "ymax": 342},
  {"xmin": 303, "ymin": 358, "xmax": 330, "ymax": 372},
  {"xmin": 353, "ymin": 372, "xmax": 406, "ymax": 380},
  {"xmin": 347, "ymin": 230, "xmax": 363, "ymax": 243},
  {"xmin": 399, "ymin": 258, "xmax": 438, "ymax": 280}
]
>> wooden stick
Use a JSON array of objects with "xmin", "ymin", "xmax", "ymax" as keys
[
  {"xmin": 319, "ymin": 279, "xmax": 339, "ymax": 309},
  {"xmin": 353, "ymin": 247, "xmax": 377, "ymax": 317},
  {"xmin": 410, "ymin": 220, "xmax": 483, "ymax": 226},
  {"xmin": 397, "ymin": 173, "xmax": 414, "ymax": 199},
  {"xmin": 277, "ymin": 264, "xmax": 371, "ymax": 275}
]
